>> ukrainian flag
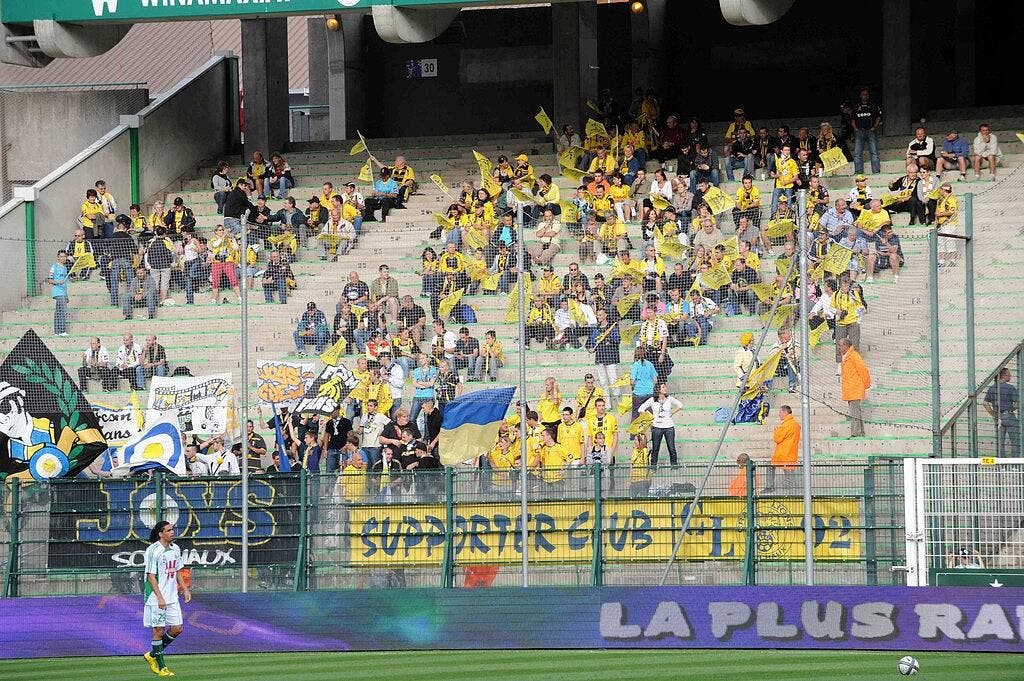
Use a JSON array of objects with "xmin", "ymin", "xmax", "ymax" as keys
[{"xmin": 439, "ymin": 387, "xmax": 516, "ymax": 466}]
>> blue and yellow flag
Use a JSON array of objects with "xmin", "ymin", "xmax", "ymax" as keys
[{"xmin": 438, "ymin": 387, "xmax": 516, "ymax": 466}]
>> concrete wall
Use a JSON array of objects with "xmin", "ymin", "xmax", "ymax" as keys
[
  {"xmin": 0, "ymin": 89, "xmax": 149, "ymax": 200},
  {"xmin": 0, "ymin": 199, "xmax": 29, "ymax": 311},
  {"xmin": 138, "ymin": 58, "xmax": 233, "ymax": 203}
]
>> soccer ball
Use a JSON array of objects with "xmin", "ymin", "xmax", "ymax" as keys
[{"xmin": 898, "ymin": 655, "xmax": 919, "ymax": 675}]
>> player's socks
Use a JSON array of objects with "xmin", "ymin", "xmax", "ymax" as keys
[
  {"xmin": 151, "ymin": 641, "xmax": 165, "ymax": 670},
  {"xmin": 161, "ymin": 632, "xmax": 177, "ymax": 650}
]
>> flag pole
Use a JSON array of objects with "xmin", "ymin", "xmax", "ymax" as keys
[
  {"xmin": 240, "ymin": 214, "xmax": 250, "ymax": 594},
  {"xmin": 516, "ymin": 202, "xmax": 529, "ymax": 587},
  {"xmin": 797, "ymin": 187, "xmax": 814, "ymax": 586}
]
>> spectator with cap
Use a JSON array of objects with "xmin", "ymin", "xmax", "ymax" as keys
[
  {"xmin": 294, "ymin": 301, "xmax": 329, "ymax": 356},
  {"xmin": 936, "ymin": 129, "xmax": 970, "ymax": 181},
  {"xmin": 972, "ymin": 123, "xmax": 1002, "ymax": 182},
  {"xmin": 164, "ymin": 197, "xmax": 197, "ymax": 237},
  {"xmin": 723, "ymin": 107, "xmax": 756, "ymax": 157}
]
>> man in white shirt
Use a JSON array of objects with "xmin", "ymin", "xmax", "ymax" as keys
[
  {"xmin": 197, "ymin": 436, "xmax": 240, "ymax": 475},
  {"xmin": 905, "ymin": 126, "xmax": 935, "ymax": 166},
  {"xmin": 528, "ymin": 208, "xmax": 562, "ymax": 265},
  {"xmin": 115, "ymin": 333, "xmax": 144, "ymax": 390},
  {"xmin": 78, "ymin": 336, "xmax": 116, "ymax": 392},
  {"xmin": 431, "ymin": 320, "xmax": 458, "ymax": 363},
  {"xmin": 378, "ymin": 352, "xmax": 405, "ymax": 417},
  {"xmin": 358, "ymin": 399, "xmax": 391, "ymax": 494},
  {"xmin": 972, "ymin": 123, "xmax": 1002, "ymax": 182}
]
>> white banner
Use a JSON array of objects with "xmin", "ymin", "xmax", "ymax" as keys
[
  {"xmin": 93, "ymin": 399, "xmax": 143, "ymax": 446},
  {"xmin": 256, "ymin": 360, "xmax": 316, "ymax": 408},
  {"xmin": 147, "ymin": 373, "xmax": 236, "ymax": 436}
]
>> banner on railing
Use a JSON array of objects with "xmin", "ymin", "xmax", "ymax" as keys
[
  {"xmin": 348, "ymin": 497, "xmax": 861, "ymax": 566},
  {"xmin": 46, "ymin": 476, "xmax": 301, "ymax": 569},
  {"xmin": 255, "ymin": 360, "xmax": 316, "ymax": 408},
  {"xmin": 3, "ymin": 586, "xmax": 1022, "ymax": 658}
]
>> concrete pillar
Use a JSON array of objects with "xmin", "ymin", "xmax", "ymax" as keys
[
  {"xmin": 551, "ymin": 2, "xmax": 598, "ymax": 132},
  {"xmin": 321, "ymin": 15, "xmax": 365, "ymax": 140},
  {"xmin": 307, "ymin": 18, "xmax": 330, "ymax": 142},
  {"xmin": 881, "ymin": 2, "xmax": 912, "ymax": 136},
  {"xmin": 631, "ymin": 0, "xmax": 666, "ymax": 92},
  {"xmin": 241, "ymin": 17, "xmax": 289, "ymax": 157},
  {"xmin": 954, "ymin": 0, "xmax": 976, "ymax": 108}
]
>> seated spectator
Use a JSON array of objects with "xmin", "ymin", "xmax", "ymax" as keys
[
  {"xmin": 115, "ymin": 333, "xmax": 144, "ymax": 391},
  {"xmin": 529, "ymin": 208, "xmax": 562, "ymax": 266},
  {"xmin": 886, "ymin": 165, "xmax": 921, "ymax": 221},
  {"xmin": 267, "ymin": 152, "xmax": 294, "ymax": 199},
  {"xmin": 489, "ymin": 242, "xmax": 518, "ymax": 294},
  {"xmin": 866, "ymin": 225, "xmax": 904, "ymax": 284},
  {"xmin": 397, "ymin": 295, "xmax": 427, "ymax": 343},
  {"xmin": 729, "ymin": 257, "xmax": 759, "ymax": 315},
  {"xmin": 294, "ymin": 301, "xmax": 329, "ymax": 356},
  {"xmin": 587, "ymin": 147, "xmax": 617, "ymax": 175},
  {"xmin": 653, "ymin": 115, "xmax": 684, "ymax": 164},
  {"xmin": 386, "ymin": 156, "xmax": 416, "ymax": 207},
  {"xmin": 370, "ymin": 264, "xmax": 400, "ymax": 325},
  {"xmin": 247, "ymin": 150, "xmax": 269, "ymax": 196},
  {"xmin": 453, "ymin": 327, "xmax": 483, "ymax": 381},
  {"xmin": 752, "ymin": 126, "xmax": 776, "ymax": 179},
  {"xmin": 906, "ymin": 126, "xmax": 935, "ymax": 166},
  {"xmin": 847, "ymin": 174, "xmax": 873, "ymax": 217},
  {"xmin": 262, "ymin": 250, "xmax": 293, "ymax": 304},
  {"xmin": 364, "ymin": 168, "xmax": 398, "ymax": 222},
  {"xmin": 723, "ymin": 108, "xmax": 755, "ymax": 157},
  {"xmin": 525, "ymin": 296, "xmax": 555, "ymax": 349},
  {"xmin": 679, "ymin": 118, "xmax": 709, "ymax": 175},
  {"xmin": 140, "ymin": 335, "xmax": 168, "ymax": 384},
  {"xmin": 164, "ymin": 197, "xmax": 196, "ymax": 237},
  {"xmin": 535, "ymin": 264, "xmax": 563, "ymax": 304},
  {"xmin": 688, "ymin": 143, "xmax": 720, "ymax": 188},
  {"xmin": 78, "ymin": 337, "xmax": 116, "ymax": 392},
  {"xmin": 972, "ymin": 123, "xmax": 1002, "ymax": 182},
  {"xmin": 124, "ymin": 266, "xmax": 157, "ymax": 320},
  {"xmin": 211, "ymin": 161, "xmax": 232, "ymax": 214},
  {"xmin": 732, "ymin": 175, "xmax": 762, "ymax": 231},
  {"xmin": 65, "ymin": 228, "xmax": 97, "ymax": 281},
  {"xmin": 557, "ymin": 124, "xmax": 582, "ymax": 156},
  {"xmin": 619, "ymin": 144, "xmax": 644, "ymax": 185},
  {"xmin": 836, "ymin": 226, "xmax": 870, "ymax": 281},
  {"xmin": 683, "ymin": 289, "xmax": 719, "ymax": 344},
  {"xmin": 724, "ymin": 128, "xmax": 755, "ymax": 182},
  {"xmin": 936, "ymin": 129, "xmax": 970, "ymax": 181},
  {"xmin": 816, "ymin": 121, "xmax": 847, "ymax": 173},
  {"xmin": 691, "ymin": 206, "xmax": 723, "ymax": 252},
  {"xmin": 480, "ymin": 330, "xmax": 504, "ymax": 382}
]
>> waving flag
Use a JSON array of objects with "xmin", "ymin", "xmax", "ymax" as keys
[
  {"xmin": 439, "ymin": 387, "xmax": 516, "ymax": 466},
  {"xmin": 114, "ymin": 414, "xmax": 185, "ymax": 475}
]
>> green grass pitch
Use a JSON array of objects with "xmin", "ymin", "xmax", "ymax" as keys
[{"xmin": 1, "ymin": 650, "xmax": 1022, "ymax": 680}]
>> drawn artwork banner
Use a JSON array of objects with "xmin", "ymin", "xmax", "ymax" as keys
[
  {"xmin": 346, "ymin": 498, "xmax": 861, "ymax": 567},
  {"xmin": 46, "ymin": 475, "xmax": 301, "ymax": 570},
  {"xmin": 146, "ymin": 373, "xmax": 237, "ymax": 435},
  {"xmin": 3, "ymin": 586, "xmax": 1023, "ymax": 658},
  {"xmin": 256, "ymin": 360, "xmax": 316, "ymax": 408}
]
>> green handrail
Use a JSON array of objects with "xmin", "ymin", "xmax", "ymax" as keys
[{"xmin": 591, "ymin": 462, "xmax": 603, "ymax": 587}]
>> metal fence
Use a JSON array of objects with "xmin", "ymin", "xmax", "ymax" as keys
[{"xmin": 1, "ymin": 457, "xmax": 906, "ymax": 597}]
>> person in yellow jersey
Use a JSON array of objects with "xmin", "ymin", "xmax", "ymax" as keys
[
  {"xmin": 576, "ymin": 373, "xmax": 606, "ymax": 420},
  {"xmin": 854, "ymin": 198, "xmax": 892, "ymax": 241},
  {"xmin": 534, "ymin": 264, "xmax": 563, "ymax": 304},
  {"xmin": 629, "ymin": 432, "xmax": 653, "ymax": 496},
  {"xmin": 934, "ymin": 182, "xmax": 959, "ymax": 266},
  {"xmin": 79, "ymin": 189, "xmax": 106, "ymax": 240},
  {"xmin": 385, "ymin": 156, "xmax": 416, "ymax": 207},
  {"xmin": 770, "ymin": 144, "xmax": 798, "ymax": 216},
  {"xmin": 94, "ymin": 180, "xmax": 118, "ymax": 238},
  {"xmin": 585, "ymin": 397, "xmax": 619, "ymax": 490},
  {"xmin": 65, "ymin": 229, "xmax": 97, "ymax": 281},
  {"xmin": 598, "ymin": 211, "xmax": 629, "ymax": 258},
  {"xmin": 532, "ymin": 426, "xmax": 570, "ymax": 495},
  {"xmin": 557, "ymin": 407, "xmax": 587, "ymax": 467},
  {"xmin": 512, "ymin": 153, "xmax": 535, "ymax": 186},
  {"xmin": 525, "ymin": 296, "xmax": 555, "ymax": 350},
  {"xmin": 338, "ymin": 433, "xmax": 367, "ymax": 503},
  {"xmin": 732, "ymin": 174, "xmax": 762, "ymax": 231},
  {"xmin": 587, "ymin": 146, "xmax": 618, "ymax": 176},
  {"xmin": 488, "ymin": 434, "xmax": 518, "ymax": 497},
  {"xmin": 831, "ymin": 274, "xmax": 865, "ymax": 372},
  {"xmin": 537, "ymin": 376, "xmax": 562, "ymax": 431}
]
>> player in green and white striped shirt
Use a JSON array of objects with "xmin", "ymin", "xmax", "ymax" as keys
[{"xmin": 142, "ymin": 520, "xmax": 191, "ymax": 677}]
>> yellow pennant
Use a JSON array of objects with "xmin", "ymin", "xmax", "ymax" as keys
[
  {"xmin": 559, "ymin": 201, "xmax": 580, "ymax": 224},
  {"xmin": 649, "ymin": 193, "xmax": 670, "ymax": 211},
  {"xmin": 430, "ymin": 174, "xmax": 450, "ymax": 196},
  {"xmin": 617, "ymin": 394, "xmax": 633, "ymax": 416},
  {"xmin": 434, "ymin": 213, "xmax": 454, "ymax": 229},
  {"xmin": 926, "ymin": 187, "xmax": 943, "ymax": 201},
  {"xmin": 620, "ymin": 323, "xmax": 642, "ymax": 346},
  {"xmin": 586, "ymin": 100, "xmax": 603, "ymax": 115},
  {"xmin": 1017, "ymin": 132, "xmax": 1024, "ymax": 144},
  {"xmin": 701, "ymin": 265, "xmax": 731, "ymax": 290},
  {"xmin": 809, "ymin": 321, "xmax": 830, "ymax": 349},
  {"xmin": 819, "ymin": 146, "xmax": 848, "ymax": 176},
  {"xmin": 761, "ymin": 303, "xmax": 796, "ymax": 329},
  {"xmin": 823, "ymin": 244, "xmax": 853, "ymax": 274},
  {"xmin": 351, "ymin": 304, "xmax": 368, "ymax": 322},
  {"xmin": 558, "ymin": 145, "xmax": 584, "ymax": 168},
  {"xmin": 750, "ymin": 282, "xmax": 775, "ymax": 303},
  {"xmin": 320, "ymin": 337, "xmax": 348, "ymax": 366},
  {"xmin": 568, "ymin": 298, "xmax": 587, "ymax": 325},
  {"xmin": 357, "ymin": 160, "xmax": 373, "ymax": 183},
  {"xmin": 627, "ymin": 411, "xmax": 654, "ymax": 436},
  {"xmin": 615, "ymin": 293, "xmax": 642, "ymax": 317},
  {"xmin": 585, "ymin": 118, "xmax": 608, "ymax": 140},
  {"xmin": 535, "ymin": 107, "xmax": 553, "ymax": 135},
  {"xmin": 561, "ymin": 165, "xmax": 587, "ymax": 182},
  {"xmin": 68, "ymin": 251, "xmax": 97, "ymax": 277},
  {"xmin": 483, "ymin": 177, "xmax": 502, "ymax": 198},
  {"xmin": 511, "ymin": 188, "xmax": 534, "ymax": 203},
  {"xmin": 718, "ymin": 235, "xmax": 739, "ymax": 257},
  {"xmin": 765, "ymin": 218, "xmax": 796, "ymax": 238},
  {"xmin": 465, "ymin": 228, "xmax": 487, "ymax": 251},
  {"xmin": 349, "ymin": 138, "xmax": 367, "ymax": 156},
  {"xmin": 438, "ymin": 288, "xmax": 465, "ymax": 319},
  {"xmin": 316, "ymin": 232, "xmax": 342, "ymax": 247},
  {"xmin": 657, "ymin": 237, "xmax": 684, "ymax": 261},
  {"xmin": 743, "ymin": 348, "xmax": 783, "ymax": 399},
  {"xmin": 472, "ymin": 150, "xmax": 493, "ymax": 177},
  {"xmin": 703, "ymin": 186, "xmax": 736, "ymax": 215},
  {"xmin": 481, "ymin": 272, "xmax": 500, "ymax": 292},
  {"xmin": 612, "ymin": 372, "xmax": 633, "ymax": 389}
]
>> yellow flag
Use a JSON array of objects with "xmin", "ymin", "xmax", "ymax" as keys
[
  {"xmin": 465, "ymin": 228, "xmax": 487, "ymax": 251},
  {"xmin": 762, "ymin": 303, "xmax": 796, "ymax": 329},
  {"xmin": 775, "ymin": 256, "xmax": 793, "ymax": 277},
  {"xmin": 719, "ymin": 235, "xmax": 739, "ymax": 257},
  {"xmin": 823, "ymin": 244, "xmax": 853, "ymax": 275},
  {"xmin": 586, "ymin": 100, "xmax": 603, "ymax": 115},
  {"xmin": 926, "ymin": 187, "xmax": 943, "ymax": 201},
  {"xmin": 504, "ymin": 273, "xmax": 532, "ymax": 322},
  {"xmin": 701, "ymin": 265, "xmax": 731, "ymax": 290},
  {"xmin": 357, "ymin": 161, "xmax": 373, "ymax": 183},
  {"xmin": 559, "ymin": 146, "xmax": 584, "ymax": 169},
  {"xmin": 612, "ymin": 372, "xmax": 633, "ymax": 389},
  {"xmin": 316, "ymin": 232, "xmax": 342, "ymax": 247},
  {"xmin": 649, "ymin": 193, "xmax": 670, "ymax": 211},
  {"xmin": 657, "ymin": 237, "xmax": 684, "ymax": 261},
  {"xmin": 615, "ymin": 293, "xmax": 642, "ymax": 317},
  {"xmin": 750, "ymin": 282, "xmax": 774, "ymax": 303},
  {"xmin": 351, "ymin": 304, "xmax": 368, "ymax": 322},
  {"xmin": 434, "ymin": 213, "xmax": 454, "ymax": 229},
  {"xmin": 535, "ymin": 107, "xmax": 553, "ymax": 135},
  {"xmin": 438, "ymin": 288, "xmax": 465, "ymax": 319},
  {"xmin": 1017, "ymin": 132, "xmax": 1024, "ymax": 145},
  {"xmin": 620, "ymin": 323, "xmax": 642, "ymax": 346},
  {"xmin": 511, "ymin": 188, "xmax": 533, "ymax": 203},
  {"xmin": 586, "ymin": 118, "xmax": 608, "ymax": 140},
  {"xmin": 627, "ymin": 412, "xmax": 654, "ymax": 436},
  {"xmin": 483, "ymin": 177, "xmax": 502, "ymax": 198},
  {"xmin": 349, "ymin": 138, "xmax": 367, "ymax": 156},
  {"xmin": 765, "ymin": 218, "xmax": 796, "ymax": 238},
  {"xmin": 568, "ymin": 298, "xmax": 587, "ymax": 325},
  {"xmin": 743, "ymin": 349, "xmax": 783, "ymax": 399},
  {"xmin": 68, "ymin": 251, "xmax": 97, "ymax": 277},
  {"xmin": 481, "ymin": 273, "xmax": 500, "ymax": 292},
  {"xmin": 561, "ymin": 165, "xmax": 587, "ymax": 182},
  {"xmin": 617, "ymin": 394, "xmax": 633, "ymax": 416},
  {"xmin": 819, "ymin": 146, "xmax": 848, "ymax": 175},
  {"xmin": 430, "ymin": 174, "xmax": 450, "ymax": 196},
  {"xmin": 472, "ymin": 150, "xmax": 493, "ymax": 177},
  {"xmin": 320, "ymin": 337, "xmax": 348, "ymax": 366},
  {"xmin": 559, "ymin": 201, "xmax": 580, "ymax": 224},
  {"xmin": 703, "ymin": 186, "xmax": 736, "ymax": 215},
  {"xmin": 809, "ymin": 321, "xmax": 830, "ymax": 349},
  {"xmin": 880, "ymin": 191, "xmax": 910, "ymax": 208}
]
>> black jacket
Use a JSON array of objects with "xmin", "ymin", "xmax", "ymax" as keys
[{"xmin": 223, "ymin": 187, "xmax": 256, "ymax": 220}]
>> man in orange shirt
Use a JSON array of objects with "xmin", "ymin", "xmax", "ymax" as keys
[
  {"xmin": 764, "ymin": 405, "xmax": 799, "ymax": 493},
  {"xmin": 728, "ymin": 452, "xmax": 755, "ymax": 497},
  {"xmin": 839, "ymin": 338, "xmax": 871, "ymax": 437}
]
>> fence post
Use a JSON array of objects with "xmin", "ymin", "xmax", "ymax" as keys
[
  {"xmin": 863, "ymin": 464, "xmax": 878, "ymax": 586},
  {"xmin": 928, "ymin": 229, "xmax": 941, "ymax": 458},
  {"xmin": 120, "ymin": 115, "xmax": 143, "ymax": 204},
  {"xmin": 964, "ymin": 193, "xmax": 977, "ymax": 456},
  {"xmin": 591, "ymin": 461, "xmax": 603, "ymax": 587},
  {"xmin": 1017, "ymin": 346, "xmax": 1024, "ymax": 457},
  {"xmin": 293, "ymin": 469, "xmax": 308, "ymax": 592},
  {"xmin": 441, "ymin": 467, "xmax": 455, "ymax": 588},
  {"xmin": 154, "ymin": 470, "xmax": 164, "ymax": 522},
  {"xmin": 743, "ymin": 461, "xmax": 756, "ymax": 586},
  {"xmin": 13, "ymin": 187, "xmax": 38, "ymax": 296},
  {"xmin": 3, "ymin": 479, "xmax": 20, "ymax": 598}
]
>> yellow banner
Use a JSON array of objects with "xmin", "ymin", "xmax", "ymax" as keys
[
  {"xmin": 586, "ymin": 118, "xmax": 608, "ymax": 140},
  {"xmin": 703, "ymin": 186, "xmax": 736, "ymax": 215},
  {"xmin": 349, "ymin": 138, "xmax": 367, "ymax": 156},
  {"xmin": 559, "ymin": 146, "xmax": 584, "ymax": 169},
  {"xmin": 750, "ymin": 282, "xmax": 774, "ymax": 303},
  {"xmin": 809, "ymin": 320, "xmax": 830, "ymax": 348},
  {"xmin": 743, "ymin": 348, "xmax": 782, "ymax": 399},
  {"xmin": 348, "ymin": 497, "xmax": 862, "ymax": 566},
  {"xmin": 430, "ymin": 174, "xmax": 450, "ymax": 196},
  {"xmin": 535, "ymin": 107, "xmax": 553, "ymax": 135},
  {"xmin": 822, "ymin": 244, "xmax": 853, "ymax": 275},
  {"xmin": 700, "ymin": 265, "xmax": 731, "ymax": 290},
  {"xmin": 437, "ymin": 288, "xmax": 464, "ymax": 319},
  {"xmin": 472, "ymin": 149, "xmax": 493, "ymax": 177},
  {"xmin": 819, "ymin": 146, "xmax": 848, "ymax": 175},
  {"xmin": 357, "ymin": 161, "xmax": 373, "ymax": 183},
  {"xmin": 615, "ymin": 293, "xmax": 642, "ymax": 317},
  {"xmin": 561, "ymin": 165, "xmax": 587, "ymax": 182},
  {"xmin": 765, "ymin": 218, "xmax": 796, "ymax": 238}
]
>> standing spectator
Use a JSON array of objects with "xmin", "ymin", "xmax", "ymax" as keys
[
  {"xmin": 47, "ymin": 250, "xmax": 70, "ymax": 337},
  {"xmin": 379, "ymin": 352, "xmax": 405, "ymax": 417},
  {"xmin": 832, "ymin": 275, "xmax": 865, "ymax": 373},
  {"xmin": 95, "ymin": 180, "xmax": 118, "ymax": 238},
  {"xmin": 972, "ymin": 123, "xmax": 1002, "ymax": 182},
  {"xmin": 629, "ymin": 347, "xmax": 657, "ymax": 418},
  {"xmin": 222, "ymin": 178, "xmax": 256, "ymax": 238},
  {"xmin": 246, "ymin": 420, "xmax": 268, "ymax": 473},
  {"xmin": 733, "ymin": 332, "xmax": 755, "ymax": 388},
  {"xmin": 983, "ymin": 368, "xmax": 1020, "ymax": 456},
  {"xmin": 838, "ymin": 338, "xmax": 871, "ymax": 438},
  {"xmin": 851, "ymin": 87, "xmax": 882, "ymax": 175},
  {"xmin": 369, "ymin": 264, "xmax": 400, "ymax": 326},
  {"xmin": 587, "ymin": 308, "xmax": 622, "ymax": 400},
  {"xmin": 434, "ymin": 359, "xmax": 462, "ymax": 414},
  {"xmin": 79, "ymin": 189, "xmax": 105, "ymax": 240},
  {"xmin": 105, "ymin": 216, "xmax": 138, "ymax": 308},
  {"xmin": 728, "ymin": 453, "xmax": 753, "ymax": 497},
  {"xmin": 409, "ymin": 354, "xmax": 437, "ymax": 428},
  {"xmin": 144, "ymin": 227, "xmax": 176, "ymax": 306},
  {"xmin": 357, "ymin": 399, "xmax": 389, "ymax": 483},
  {"xmin": 294, "ymin": 301, "xmax": 329, "ymax": 356},
  {"xmin": 262, "ymin": 250, "xmax": 293, "ymax": 304},
  {"xmin": 575, "ymin": 373, "xmax": 606, "ymax": 421},
  {"xmin": 936, "ymin": 130, "xmax": 970, "ymax": 181},
  {"xmin": 935, "ymin": 182, "xmax": 959, "ymax": 265},
  {"xmin": 322, "ymin": 409, "xmax": 353, "ymax": 474},
  {"xmin": 764, "ymin": 404, "xmax": 800, "ymax": 492},
  {"xmin": 770, "ymin": 145, "xmax": 798, "ymax": 215},
  {"xmin": 181, "ymin": 232, "xmax": 205, "ymax": 305},
  {"xmin": 211, "ymin": 161, "xmax": 232, "ymax": 214},
  {"xmin": 364, "ymin": 168, "xmax": 398, "ymax": 222},
  {"xmin": 421, "ymin": 400, "xmax": 444, "ymax": 456},
  {"xmin": 453, "ymin": 327, "xmax": 482, "ymax": 382},
  {"xmin": 140, "ymin": 335, "xmax": 168, "ymax": 385},
  {"xmin": 124, "ymin": 266, "xmax": 157, "ymax": 321},
  {"xmin": 537, "ymin": 377, "xmax": 563, "ymax": 432},
  {"xmin": 207, "ymin": 225, "xmax": 241, "ymax": 304},
  {"xmin": 78, "ymin": 337, "xmax": 115, "ymax": 392},
  {"xmin": 557, "ymin": 408, "xmax": 586, "ymax": 467},
  {"xmin": 638, "ymin": 382, "xmax": 683, "ymax": 468},
  {"xmin": 115, "ymin": 333, "xmax": 144, "ymax": 391},
  {"xmin": 906, "ymin": 127, "xmax": 935, "ymax": 166}
]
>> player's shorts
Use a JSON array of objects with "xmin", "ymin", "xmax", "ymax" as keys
[{"xmin": 144, "ymin": 602, "xmax": 183, "ymax": 628}]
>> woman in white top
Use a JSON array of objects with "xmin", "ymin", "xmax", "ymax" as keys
[
  {"xmin": 638, "ymin": 381, "xmax": 683, "ymax": 467},
  {"xmin": 642, "ymin": 168, "xmax": 674, "ymax": 222}
]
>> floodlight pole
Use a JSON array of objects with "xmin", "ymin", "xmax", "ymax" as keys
[
  {"xmin": 796, "ymin": 188, "xmax": 813, "ymax": 585},
  {"xmin": 516, "ymin": 202, "xmax": 529, "ymax": 587}
]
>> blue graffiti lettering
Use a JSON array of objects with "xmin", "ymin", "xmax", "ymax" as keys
[
  {"xmin": 468, "ymin": 515, "xmax": 491, "ymax": 554},
  {"xmin": 567, "ymin": 511, "xmax": 591, "ymax": 551}
]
